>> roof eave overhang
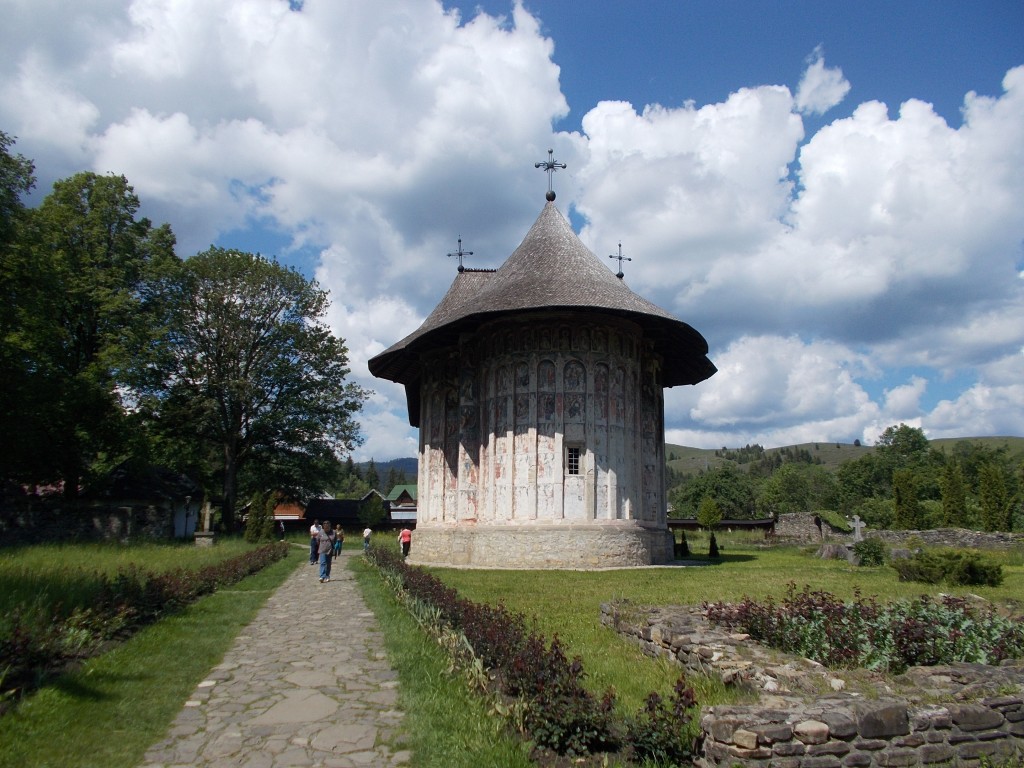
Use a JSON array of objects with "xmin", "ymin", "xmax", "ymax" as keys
[{"xmin": 368, "ymin": 304, "xmax": 716, "ymax": 420}]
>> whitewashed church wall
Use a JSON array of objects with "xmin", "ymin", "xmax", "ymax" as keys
[{"xmin": 416, "ymin": 317, "xmax": 668, "ymax": 531}]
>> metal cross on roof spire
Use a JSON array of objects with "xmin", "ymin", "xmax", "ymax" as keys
[
  {"xmin": 535, "ymin": 149, "xmax": 566, "ymax": 201},
  {"xmin": 609, "ymin": 242, "xmax": 632, "ymax": 279},
  {"xmin": 447, "ymin": 237, "xmax": 473, "ymax": 272}
]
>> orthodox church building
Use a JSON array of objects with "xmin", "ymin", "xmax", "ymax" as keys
[{"xmin": 368, "ymin": 176, "xmax": 715, "ymax": 568}]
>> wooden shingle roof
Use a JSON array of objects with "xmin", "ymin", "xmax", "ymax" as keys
[{"xmin": 369, "ymin": 202, "xmax": 716, "ymax": 425}]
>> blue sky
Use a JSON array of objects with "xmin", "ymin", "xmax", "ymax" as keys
[
  {"xmin": 466, "ymin": 1, "xmax": 1023, "ymax": 134},
  {"xmin": 2, "ymin": 0, "xmax": 1022, "ymax": 460}
]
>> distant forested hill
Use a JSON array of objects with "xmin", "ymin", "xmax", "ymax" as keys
[
  {"xmin": 364, "ymin": 436, "xmax": 1024, "ymax": 486},
  {"xmin": 355, "ymin": 457, "xmax": 418, "ymax": 479},
  {"xmin": 666, "ymin": 436, "xmax": 1024, "ymax": 478}
]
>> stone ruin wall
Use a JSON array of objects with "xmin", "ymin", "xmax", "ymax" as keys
[
  {"xmin": 602, "ymin": 603, "xmax": 1024, "ymax": 768},
  {"xmin": 772, "ymin": 513, "xmax": 1024, "ymax": 552}
]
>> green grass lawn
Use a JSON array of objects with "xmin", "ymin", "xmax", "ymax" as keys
[
  {"xmin": 1, "ymin": 535, "xmax": 1020, "ymax": 768},
  {"xmin": 425, "ymin": 535, "xmax": 1024, "ymax": 712},
  {"xmin": 0, "ymin": 537, "xmax": 265, "ymax": 617},
  {"xmin": 0, "ymin": 548, "xmax": 301, "ymax": 768},
  {"xmin": 351, "ymin": 556, "xmax": 534, "ymax": 768}
]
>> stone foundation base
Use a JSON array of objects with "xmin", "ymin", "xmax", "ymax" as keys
[{"xmin": 406, "ymin": 523, "xmax": 674, "ymax": 569}]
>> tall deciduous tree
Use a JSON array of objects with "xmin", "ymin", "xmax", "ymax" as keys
[
  {"xmin": 0, "ymin": 132, "xmax": 36, "ymax": 481},
  {"xmin": 670, "ymin": 465, "xmax": 756, "ymax": 519},
  {"xmin": 876, "ymin": 424, "xmax": 930, "ymax": 469},
  {"xmin": 5, "ymin": 171, "xmax": 175, "ymax": 493},
  {"xmin": 143, "ymin": 247, "xmax": 367, "ymax": 530}
]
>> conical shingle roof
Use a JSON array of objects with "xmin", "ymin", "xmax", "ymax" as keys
[{"xmin": 369, "ymin": 202, "xmax": 715, "ymax": 398}]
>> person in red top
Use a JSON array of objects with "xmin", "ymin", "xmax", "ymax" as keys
[{"xmin": 399, "ymin": 527, "xmax": 412, "ymax": 558}]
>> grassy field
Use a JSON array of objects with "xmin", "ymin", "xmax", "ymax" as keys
[
  {"xmin": 0, "ymin": 538, "xmax": 264, "ymax": 618},
  {"xmin": 0, "ymin": 546, "xmax": 300, "ymax": 768},
  {"xmin": 426, "ymin": 533, "xmax": 1024, "ymax": 713},
  {"xmin": 2, "ymin": 534, "xmax": 1021, "ymax": 767},
  {"xmin": 352, "ymin": 556, "xmax": 534, "ymax": 768}
]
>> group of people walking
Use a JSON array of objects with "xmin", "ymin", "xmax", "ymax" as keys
[
  {"xmin": 359, "ymin": 526, "xmax": 412, "ymax": 558},
  {"xmin": 307, "ymin": 521, "xmax": 413, "ymax": 584},
  {"xmin": 308, "ymin": 520, "xmax": 344, "ymax": 582}
]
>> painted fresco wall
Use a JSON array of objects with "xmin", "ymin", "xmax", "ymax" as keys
[{"xmin": 416, "ymin": 314, "xmax": 667, "ymax": 537}]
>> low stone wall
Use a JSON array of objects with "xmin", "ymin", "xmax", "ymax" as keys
[
  {"xmin": 700, "ymin": 695, "xmax": 1023, "ymax": 768},
  {"xmin": 773, "ymin": 513, "xmax": 849, "ymax": 544},
  {"xmin": 868, "ymin": 528, "xmax": 1024, "ymax": 551},
  {"xmin": 601, "ymin": 602, "xmax": 1024, "ymax": 767},
  {"xmin": 770, "ymin": 516, "xmax": 1024, "ymax": 552}
]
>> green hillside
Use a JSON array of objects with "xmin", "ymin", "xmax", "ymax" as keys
[{"xmin": 666, "ymin": 436, "xmax": 1024, "ymax": 478}]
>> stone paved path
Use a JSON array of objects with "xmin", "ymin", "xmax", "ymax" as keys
[{"xmin": 140, "ymin": 548, "xmax": 410, "ymax": 768}]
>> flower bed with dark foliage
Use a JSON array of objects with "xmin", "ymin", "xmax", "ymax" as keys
[
  {"xmin": 366, "ymin": 545, "xmax": 698, "ymax": 765},
  {"xmin": 0, "ymin": 541, "xmax": 289, "ymax": 710},
  {"xmin": 705, "ymin": 583, "xmax": 1024, "ymax": 673}
]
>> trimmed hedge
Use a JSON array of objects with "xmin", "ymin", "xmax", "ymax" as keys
[{"xmin": 366, "ymin": 545, "xmax": 697, "ymax": 764}]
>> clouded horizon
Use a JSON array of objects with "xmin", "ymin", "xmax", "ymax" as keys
[{"xmin": 2, "ymin": 0, "xmax": 1022, "ymax": 460}]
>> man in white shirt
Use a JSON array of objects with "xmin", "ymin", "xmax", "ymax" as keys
[{"xmin": 309, "ymin": 520, "xmax": 322, "ymax": 564}]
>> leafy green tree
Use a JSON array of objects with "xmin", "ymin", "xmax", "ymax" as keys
[
  {"xmin": 854, "ymin": 497, "xmax": 895, "ymax": 530},
  {"xmin": 697, "ymin": 495, "xmax": 722, "ymax": 558},
  {"xmin": 892, "ymin": 469, "xmax": 923, "ymax": 530},
  {"xmin": 5, "ymin": 172, "xmax": 175, "ymax": 493},
  {"xmin": 0, "ymin": 131, "xmax": 34, "ymax": 252},
  {"xmin": 836, "ymin": 453, "xmax": 887, "ymax": 512},
  {"xmin": 0, "ymin": 132, "xmax": 36, "ymax": 481},
  {"xmin": 670, "ymin": 465, "xmax": 756, "ymax": 518},
  {"xmin": 755, "ymin": 463, "xmax": 838, "ymax": 518},
  {"xmin": 978, "ymin": 462, "xmax": 1010, "ymax": 532},
  {"xmin": 140, "ymin": 247, "xmax": 367, "ymax": 530},
  {"xmin": 938, "ymin": 461, "xmax": 967, "ymax": 527},
  {"xmin": 875, "ymin": 423, "xmax": 930, "ymax": 470},
  {"xmin": 696, "ymin": 495, "xmax": 723, "ymax": 530},
  {"xmin": 337, "ymin": 476, "xmax": 371, "ymax": 499},
  {"xmin": 756, "ymin": 463, "xmax": 810, "ymax": 518}
]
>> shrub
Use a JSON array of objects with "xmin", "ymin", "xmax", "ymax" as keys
[
  {"xmin": 705, "ymin": 583, "xmax": 1024, "ymax": 673},
  {"xmin": 853, "ymin": 537, "xmax": 887, "ymax": 566},
  {"xmin": 891, "ymin": 548, "xmax": 1003, "ymax": 586},
  {"xmin": 365, "ymin": 545, "xmax": 699, "ymax": 761},
  {"xmin": 625, "ymin": 676, "xmax": 697, "ymax": 765}
]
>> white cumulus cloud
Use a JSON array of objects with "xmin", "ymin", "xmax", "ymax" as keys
[{"xmin": 795, "ymin": 46, "xmax": 851, "ymax": 115}]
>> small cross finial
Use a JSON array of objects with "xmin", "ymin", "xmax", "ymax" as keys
[
  {"xmin": 535, "ymin": 148, "xmax": 566, "ymax": 201},
  {"xmin": 609, "ymin": 242, "xmax": 632, "ymax": 279},
  {"xmin": 447, "ymin": 237, "xmax": 473, "ymax": 272}
]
